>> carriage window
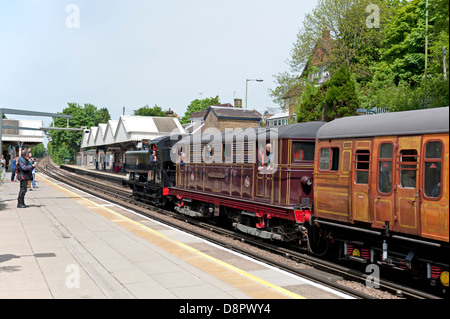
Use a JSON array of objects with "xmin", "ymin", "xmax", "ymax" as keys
[
  {"xmin": 244, "ymin": 140, "xmax": 255, "ymax": 164},
  {"xmin": 293, "ymin": 142, "xmax": 315, "ymax": 161},
  {"xmin": 223, "ymin": 143, "xmax": 232, "ymax": 163},
  {"xmin": 424, "ymin": 141, "xmax": 442, "ymax": 198},
  {"xmin": 378, "ymin": 143, "xmax": 393, "ymax": 193},
  {"xmin": 355, "ymin": 150, "xmax": 370, "ymax": 184},
  {"xmin": 400, "ymin": 149, "xmax": 418, "ymax": 188},
  {"xmin": 204, "ymin": 144, "xmax": 214, "ymax": 163},
  {"xmin": 319, "ymin": 148, "xmax": 330, "ymax": 170},
  {"xmin": 319, "ymin": 147, "xmax": 339, "ymax": 171}
]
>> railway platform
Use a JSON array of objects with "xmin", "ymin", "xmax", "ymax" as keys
[
  {"xmin": 60, "ymin": 164, "xmax": 125, "ymax": 188},
  {"xmin": 0, "ymin": 172, "xmax": 351, "ymax": 300}
]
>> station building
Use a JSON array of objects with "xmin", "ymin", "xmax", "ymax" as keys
[
  {"xmin": 1, "ymin": 119, "xmax": 45, "ymax": 169},
  {"xmin": 79, "ymin": 115, "xmax": 185, "ymax": 172}
]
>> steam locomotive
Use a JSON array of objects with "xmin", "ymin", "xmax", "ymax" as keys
[{"xmin": 122, "ymin": 107, "xmax": 449, "ymax": 290}]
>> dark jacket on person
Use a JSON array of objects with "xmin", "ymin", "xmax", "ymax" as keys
[{"xmin": 17, "ymin": 157, "xmax": 33, "ymax": 181}]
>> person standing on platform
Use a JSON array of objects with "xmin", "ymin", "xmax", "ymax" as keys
[
  {"xmin": 17, "ymin": 149, "xmax": 35, "ymax": 208},
  {"xmin": 10, "ymin": 156, "xmax": 17, "ymax": 182},
  {"xmin": 31, "ymin": 157, "xmax": 37, "ymax": 189},
  {"xmin": 0, "ymin": 155, "xmax": 6, "ymax": 181}
]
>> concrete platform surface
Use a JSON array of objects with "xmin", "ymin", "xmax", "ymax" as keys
[{"xmin": 0, "ymin": 172, "xmax": 351, "ymax": 299}]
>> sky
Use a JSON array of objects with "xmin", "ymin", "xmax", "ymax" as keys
[{"xmin": 0, "ymin": 0, "xmax": 318, "ymax": 130}]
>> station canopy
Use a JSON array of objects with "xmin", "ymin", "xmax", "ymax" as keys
[
  {"xmin": 1, "ymin": 119, "xmax": 45, "ymax": 144},
  {"xmin": 81, "ymin": 115, "xmax": 186, "ymax": 149}
]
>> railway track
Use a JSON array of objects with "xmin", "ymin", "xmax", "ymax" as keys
[{"xmin": 37, "ymin": 157, "xmax": 443, "ymax": 299}]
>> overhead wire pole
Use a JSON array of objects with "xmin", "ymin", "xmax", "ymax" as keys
[
  {"xmin": 424, "ymin": 0, "xmax": 429, "ymax": 108},
  {"xmin": 0, "ymin": 108, "xmax": 3, "ymax": 160}
]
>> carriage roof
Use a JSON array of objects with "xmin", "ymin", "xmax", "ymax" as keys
[
  {"xmin": 175, "ymin": 121, "xmax": 325, "ymax": 146},
  {"xmin": 317, "ymin": 107, "xmax": 449, "ymax": 140}
]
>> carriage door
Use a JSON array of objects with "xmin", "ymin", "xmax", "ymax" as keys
[
  {"xmin": 373, "ymin": 141, "xmax": 396, "ymax": 230},
  {"xmin": 352, "ymin": 140, "xmax": 372, "ymax": 223},
  {"xmin": 394, "ymin": 136, "xmax": 421, "ymax": 235}
]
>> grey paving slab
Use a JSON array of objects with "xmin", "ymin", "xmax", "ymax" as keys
[{"xmin": 0, "ymin": 173, "xmax": 349, "ymax": 299}]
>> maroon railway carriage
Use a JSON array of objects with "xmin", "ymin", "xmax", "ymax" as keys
[{"xmin": 168, "ymin": 122, "xmax": 325, "ymax": 243}]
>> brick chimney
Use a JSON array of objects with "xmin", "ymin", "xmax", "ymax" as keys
[{"xmin": 234, "ymin": 98, "xmax": 243, "ymax": 108}]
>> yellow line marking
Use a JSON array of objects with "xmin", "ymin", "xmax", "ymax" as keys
[{"xmin": 37, "ymin": 174, "xmax": 305, "ymax": 299}]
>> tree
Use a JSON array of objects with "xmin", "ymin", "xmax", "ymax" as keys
[
  {"xmin": 96, "ymin": 107, "xmax": 112, "ymax": 123},
  {"xmin": 292, "ymin": 0, "xmax": 393, "ymax": 75},
  {"xmin": 269, "ymin": 72, "xmax": 299, "ymax": 107},
  {"xmin": 322, "ymin": 65, "xmax": 359, "ymax": 121},
  {"xmin": 31, "ymin": 143, "xmax": 46, "ymax": 158},
  {"xmin": 295, "ymin": 65, "xmax": 358, "ymax": 121},
  {"xmin": 133, "ymin": 105, "xmax": 167, "ymax": 117},
  {"xmin": 179, "ymin": 96, "xmax": 220, "ymax": 124},
  {"xmin": 48, "ymin": 103, "xmax": 111, "ymax": 164},
  {"xmin": 271, "ymin": 0, "xmax": 394, "ymax": 107},
  {"xmin": 365, "ymin": 0, "xmax": 449, "ymax": 110},
  {"xmin": 295, "ymin": 82, "xmax": 324, "ymax": 122}
]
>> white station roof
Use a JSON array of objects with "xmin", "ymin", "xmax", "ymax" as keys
[
  {"xmin": 81, "ymin": 115, "xmax": 185, "ymax": 149},
  {"xmin": 1, "ymin": 119, "xmax": 45, "ymax": 143}
]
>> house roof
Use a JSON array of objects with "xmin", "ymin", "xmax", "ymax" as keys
[
  {"xmin": 283, "ymin": 29, "xmax": 334, "ymax": 101},
  {"xmin": 267, "ymin": 112, "xmax": 289, "ymax": 120},
  {"xmin": 190, "ymin": 110, "xmax": 208, "ymax": 120},
  {"xmin": 301, "ymin": 28, "xmax": 334, "ymax": 77},
  {"xmin": 205, "ymin": 106, "xmax": 261, "ymax": 121}
]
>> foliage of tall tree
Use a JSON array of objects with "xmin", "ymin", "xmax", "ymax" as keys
[
  {"xmin": 48, "ymin": 103, "xmax": 111, "ymax": 164},
  {"xmin": 270, "ymin": 0, "xmax": 393, "ymax": 109},
  {"xmin": 365, "ymin": 0, "xmax": 449, "ymax": 111},
  {"xmin": 179, "ymin": 96, "xmax": 220, "ymax": 124},
  {"xmin": 322, "ymin": 65, "xmax": 359, "ymax": 120},
  {"xmin": 31, "ymin": 143, "xmax": 46, "ymax": 158},
  {"xmin": 272, "ymin": 0, "xmax": 448, "ymax": 118},
  {"xmin": 295, "ymin": 65, "xmax": 358, "ymax": 122},
  {"xmin": 133, "ymin": 105, "xmax": 167, "ymax": 117}
]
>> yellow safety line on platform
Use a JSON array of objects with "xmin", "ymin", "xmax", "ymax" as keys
[{"xmin": 37, "ymin": 174, "xmax": 305, "ymax": 299}]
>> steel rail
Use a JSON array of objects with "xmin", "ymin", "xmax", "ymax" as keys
[{"xmin": 37, "ymin": 157, "xmax": 443, "ymax": 300}]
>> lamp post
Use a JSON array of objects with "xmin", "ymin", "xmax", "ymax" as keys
[{"xmin": 245, "ymin": 79, "xmax": 263, "ymax": 109}]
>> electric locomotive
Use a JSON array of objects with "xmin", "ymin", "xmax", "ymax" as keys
[{"xmin": 168, "ymin": 122, "xmax": 325, "ymax": 244}]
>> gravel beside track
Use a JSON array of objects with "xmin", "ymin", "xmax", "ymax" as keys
[{"xmin": 38, "ymin": 157, "xmax": 443, "ymax": 299}]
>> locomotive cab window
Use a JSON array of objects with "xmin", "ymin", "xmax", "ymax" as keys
[
  {"xmin": 293, "ymin": 142, "xmax": 315, "ymax": 162},
  {"xmin": 400, "ymin": 149, "xmax": 418, "ymax": 188},
  {"xmin": 378, "ymin": 143, "xmax": 393, "ymax": 193},
  {"xmin": 424, "ymin": 141, "xmax": 442, "ymax": 198},
  {"xmin": 355, "ymin": 150, "xmax": 370, "ymax": 184},
  {"xmin": 319, "ymin": 147, "xmax": 339, "ymax": 171}
]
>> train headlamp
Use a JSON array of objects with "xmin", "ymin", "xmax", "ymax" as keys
[
  {"xmin": 352, "ymin": 248, "xmax": 361, "ymax": 257},
  {"xmin": 440, "ymin": 271, "xmax": 449, "ymax": 287}
]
